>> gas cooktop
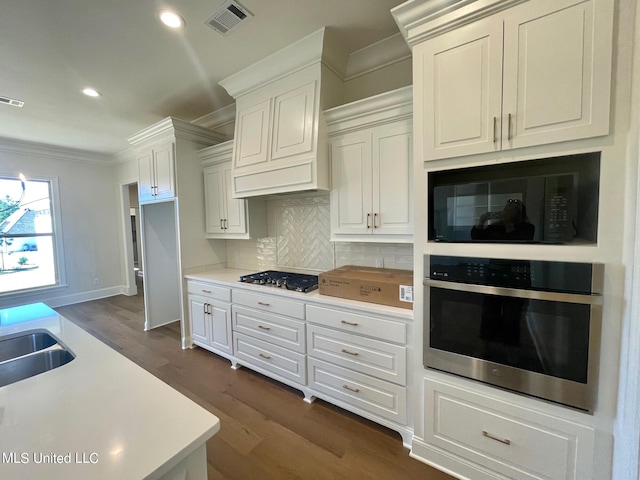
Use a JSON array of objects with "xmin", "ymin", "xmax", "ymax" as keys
[{"xmin": 238, "ymin": 270, "xmax": 319, "ymax": 293}]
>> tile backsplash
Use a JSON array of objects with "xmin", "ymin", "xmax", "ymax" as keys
[{"xmin": 226, "ymin": 193, "xmax": 413, "ymax": 273}]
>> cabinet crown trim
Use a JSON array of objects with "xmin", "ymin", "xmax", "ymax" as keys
[
  {"xmin": 325, "ymin": 86, "xmax": 413, "ymax": 134},
  {"xmin": 220, "ymin": 27, "xmax": 348, "ymax": 99},
  {"xmin": 127, "ymin": 116, "xmax": 226, "ymax": 148},
  {"xmin": 392, "ymin": 0, "xmax": 526, "ymax": 46},
  {"xmin": 199, "ymin": 140, "xmax": 234, "ymax": 166}
]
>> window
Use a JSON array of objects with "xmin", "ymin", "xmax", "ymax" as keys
[{"xmin": 0, "ymin": 175, "xmax": 64, "ymax": 295}]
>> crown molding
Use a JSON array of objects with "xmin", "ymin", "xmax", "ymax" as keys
[
  {"xmin": 324, "ymin": 85, "xmax": 413, "ymax": 135},
  {"xmin": 127, "ymin": 116, "xmax": 226, "ymax": 148},
  {"xmin": 219, "ymin": 27, "xmax": 348, "ymax": 98},
  {"xmin": 192, "ymin": 104, "xmax": 236, "ymax": 132},
  {"xmin": 0, "ymin": 136, "xmax": 115, "ymax": 165},
  {"xmin": 345, "ymin": 33, "xmax": 411, "ymax": 81},
  {"xmin": 392, "ymin": 0, "xmax": 526, "ymax": 46},
  {"xmin": 198, "ymin": 140, "xmax": 234, "ymax": 167}
]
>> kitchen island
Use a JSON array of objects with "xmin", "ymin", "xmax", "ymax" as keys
[{"xmin": 0, "ymin": 303, "xmax": 220, "ymax": 480}]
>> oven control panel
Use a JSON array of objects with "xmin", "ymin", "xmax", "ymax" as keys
[{"xmin": 426, "ymin": 255, "xmax": 601, "ymax": 294}]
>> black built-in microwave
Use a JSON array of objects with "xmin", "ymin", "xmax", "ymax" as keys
[{"xmin": 429, "ymin": 153, "xmax": 600, "ymax": 244}]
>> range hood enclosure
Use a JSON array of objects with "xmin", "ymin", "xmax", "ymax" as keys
[{"xmin": 220, "ymin": 28, "xmax": 347, "ymax": 198}]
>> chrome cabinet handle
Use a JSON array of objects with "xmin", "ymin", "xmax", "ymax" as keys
[
  {"xmin": 224, "ymin": 219, "xmax": 228, "ymax": 229},
  {"xmin": 341, "ymin": 348, "xmax": 359, "ymax": 356},
  {"xmin": 259, "ymin": 353, "xmax": 271, "ymax": 359},
  {"xmin": 483, "ymin": 430, "xmax": 511, "ymax": 445},
  {"xmin": 374, "ymin": 213, "xmax": 378, "ymax": 229},
  {"xmin": 220, "ymin": 219, "xmax": 224, "ymax": 229},
  {"xmin": 201, "ymin": 289, "xmax": 212, "ymax": 294},
  {"xmin": 342, "ymin": 384, "xmax": 360, "ymax": 393},
  {"xmin": 341, "ymin": 320, "xmax": 358, "ymax": 326},
  {"xmin": 257, "ymin": 301, "xmax": 270, "ymax": 307},
  {"xmin": 367, "ymin": 213, "xmax": 371, "ymax": 229},
  {"xmin": 507, "ymin": 113, "xmax": 512, "ymax": 141},
  {"xmin": 258, "ymin": 325, "xmax": 271, "ymax": 330}
]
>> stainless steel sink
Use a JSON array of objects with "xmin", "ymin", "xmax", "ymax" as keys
[
  {"xmin": 0, "ymin": 331, "xmax": 58, "ymax": 363},
  {"xmin": 0, "ymin": 330, "xmax": 75, "ymax": 388}
]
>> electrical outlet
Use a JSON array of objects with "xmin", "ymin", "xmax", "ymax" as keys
[
  {"xmin": 93, "ymin": 278, "xmax": 100, "ymax": 286},
  {"xmin": 375, "ymin": 257, "xmax": 384, "ymax": 268}
]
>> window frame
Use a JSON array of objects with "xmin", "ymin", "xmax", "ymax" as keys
[{"xmin": 0, "ymin": 174, "xmax": 67, "ymax": 298}]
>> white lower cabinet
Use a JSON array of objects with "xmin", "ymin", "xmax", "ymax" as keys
[
  {"xmin": 231, "ymin": 289, "xmax": 309, "ymax": 393},
  {"xmin": 305, "ymin": 304, "xmax": 411, "ymax": 445},
  {"xmin": 421, "ymin": 377, "xmax": 595, "ymax": 480},
  {"xmin": 187, "ymin": 281, "xmax": 232, "ymax": 357},
  {"xmin": 185, "ymin": 276, "xmax": 413, "ymax": 445}
]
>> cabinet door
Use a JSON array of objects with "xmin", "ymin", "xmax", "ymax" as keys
[
  {"xmin": 417, "ymin": 16, "xmax": 503, "ymax": 160},
  {"xmin": 152, "ymin": 141, "xmax": 175, "ymax": 200},
  {"xmin": 188, "ymin": 294, "xmax": 209, "ymax": 345},
  {"xmin": 372, "ymin": 121, "xmax": 413, "ymax": 236},
  {"xmin": 270, "ymin": 81, "xmax": 316, "ymax": 161},
  {"xmin": 137, "ymin": 150, "xmax": 155, "ymax": 202},
  {"xmin": 234, "ymin": 99, "xmax": 271, "ymax": 168},
  {"xmin": 502, "ymin": 0, "xmax": 611, "ymax": 149},
  {"xmin": 203, "ymin": 165, "xmax": 225, "ymax": 235},
  {"xmin": 330, "ymin": 132, "xmax": 373, "ymax": 235},
  {"xmin": 222, "ymin": 164, "xmax": 247, "ymax": 234},
  {"xmin": 210, "ymin": 301, "xmax": 232, "ymax": 355}
]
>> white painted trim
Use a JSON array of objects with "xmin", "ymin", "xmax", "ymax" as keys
[
  {"xmin": 127, "ymin": 117, "xmax": 225, "ymax": 148},
  {"xmin": 119, "ymin": 182, "xmax": 138, "ymax": 297},
  {"xmin": 345, "ymin": 33, "xmax": 412, "ymax": 81},
  {"xmin": 392, "ymin": 0, "xmax": 527, "ymax": 46},
  {"xmin": 198, "ymin": 140, "xmax": 234, "ymax": 167},
  {"xmin": 0, "ymin": 136, "xmax": 114, "ymax": 165},
  {"xmin": 192, "ymin": 104, "xmax": 236, "ymax": 132},
  {"xmin": 613, "ymin": 1, "xmax": 640, "ymax": 477}
]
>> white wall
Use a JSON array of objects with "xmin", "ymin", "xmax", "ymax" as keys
[{"xmin": 0, "ymin": 141, "xmax": 124, "ymax": 308}]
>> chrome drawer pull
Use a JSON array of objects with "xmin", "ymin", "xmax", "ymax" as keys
[
  {"xmin": 342, "ymin": 384, "xmax": 360, "ymax": 393},
  {"xmin": 258, "ymin": 325, "xmax": 271, "ymax": 330},
  {"xmin": 482, "ymin": 430, "xmax": 511, "ymax": 445},
  {"xmin": 341, "ymin": 348, "xmax": 359, "ymax": 356},
  {"xmin": 201, "ymin": 289, "xmax": 212, "ymax": 294},
  {"xmin": 341, "ymin": 320, "xmax": 358, "ymax": 326},
  {"xmin": 259, "ymin": 353, "xmax": 271, "ymax": 360},
  {"xmin": 257, "ymin": 301, "xmax": 270, "ymax": 306}
]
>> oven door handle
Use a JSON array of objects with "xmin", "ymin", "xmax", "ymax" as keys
[{"xmin": 424, "ymin": 279, "xmax": 603, "ymax": 305}]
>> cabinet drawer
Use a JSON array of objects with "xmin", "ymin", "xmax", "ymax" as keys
[
  {"xmin": 425, "ymin": 379, "xmax": 595, "ymax": 480},
  {"xmin": 232, "ymin": 305, "xmax": 306, "ymax": 353},
  {"xmin": 187, "ymin": 281, "xmax": 231, "ymax": 302},
  {"xmin": 234, "ymin": 332, "xmax": 306, "ymax": 385},
  {"xmin": 308, "ymin": 357, "xmax": 407, "ymax": 424},
  {"xmin": 307, "ymin": 324, "xmax": 406, "ymax": 385},
  {"xmin": 233, "ymin": 289, "xmax": 305, "ymax": 319},
  {"xmin": 306, "ymin": 305, "xmax": 406, "ymax": 344}
]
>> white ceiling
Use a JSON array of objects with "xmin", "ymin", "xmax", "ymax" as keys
[{"xmin": 0, "ymin": 0, "xmax": 406, "ymax": 157}]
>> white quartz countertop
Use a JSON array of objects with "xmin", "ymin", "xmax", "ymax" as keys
[
  {"xmin": 0, "ymin": 303, "xmax": 220, "ymax": 479},
  {"xmin": 185, "ymin": 268, "xmax": 414, "ymax": 321}
]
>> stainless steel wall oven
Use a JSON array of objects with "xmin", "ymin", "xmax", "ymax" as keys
[{"xmin": 424, "ymin": 255, "xmax": 603, "ymax": 412}]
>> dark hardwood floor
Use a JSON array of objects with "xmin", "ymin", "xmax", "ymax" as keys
[{"xmin": 55, "ymin": 288, "xmax": 454, "ymax": 480}]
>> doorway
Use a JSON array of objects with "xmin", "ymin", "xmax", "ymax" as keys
[{"xmin": 120, "ymin": 182, "xmax": 140, "ymax": 296}]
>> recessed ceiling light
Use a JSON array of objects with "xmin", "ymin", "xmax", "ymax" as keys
[
  {"xmin": 159, "ymin": 10, "xmax": 185, "ymax": 28},
  {"xmin": 82, "ymin": 88, "xmax": 101, "ymax": 97}
]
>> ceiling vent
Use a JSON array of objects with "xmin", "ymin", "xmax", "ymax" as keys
[
  {"xmin": 205, "ymin": 0, "xmax": 253, "ymax": 35},
  {"xmin": 0, "ymin": 96, "xmax": 24, "ymax": 108}
]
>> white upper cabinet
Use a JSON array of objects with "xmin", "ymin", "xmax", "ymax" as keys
[
  {"xmin": 199, "ymin": 141, "xmax": 267, "ymax": 240},
  {"xmin": 220, "ymin": 28, "xmax": 345, "ymax": 198},
  {"xmin": 403, "ymin": 0, "xmax": 614, "ymax": 161},
  {"xmin": 326, "ymin": 86, "xmax": 413, "ymax": 243},
  {"xmin": 136, "ymin": 141, "xmax": 176, "ymax": 203},
  {"xmin": 128, "ymin": 117, "xmax": 225, "ymax": 205}
]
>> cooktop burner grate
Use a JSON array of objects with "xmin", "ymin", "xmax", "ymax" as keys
[{"xmin": 238, "ymin": 270, "xmax": 319, "ymax": 293}]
